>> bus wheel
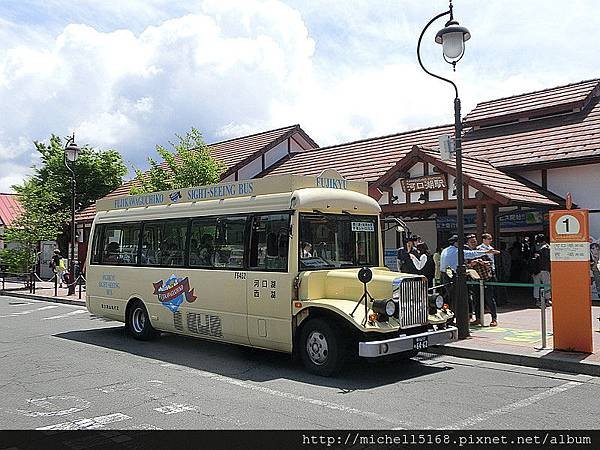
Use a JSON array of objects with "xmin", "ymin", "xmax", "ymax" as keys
[
  {"xmin": 299, "ymin": 318, "xmax": 344, "ymax": 376},
  {"xmin": 127, "ymin": 301, "xmax": 157, "ymax": 341}
]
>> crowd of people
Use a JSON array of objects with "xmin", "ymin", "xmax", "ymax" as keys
[{"xmin": 396, "ymin": 232, "xmax": 556, "ymax": 327}]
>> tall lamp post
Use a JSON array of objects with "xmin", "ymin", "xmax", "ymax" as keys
[
  {"xmin": 417, "ymin": 0, "xmax": 471, "ymax": 338},
  {"xmin": 64, "ymin": 134, "xmax": 80, "ymax": 295}
]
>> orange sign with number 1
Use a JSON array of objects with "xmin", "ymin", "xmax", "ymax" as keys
[{"xmin": 549, "ymin": 209, "xmax": 592, "ymax": 353}]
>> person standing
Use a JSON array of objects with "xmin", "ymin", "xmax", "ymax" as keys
[
  {"xmin": 496, "ymin": 242, "xmax": 511, "ymax": 305},
  {"xmin": 50, "ymin": 249, "xmax": 66, "ymax": 288},
  {"xmin": 439, "ymin": 234, "xmax": 496, "ymax": 311},
  {"xmin": 591, "ymin": 242, "xmax": 600, "ymax": 298},
  {"xmin": 397, "ymin": 236, "xmax": 419, "ymax": 274},
  {"xmin": 476, "ymin": 233, "xmax": 499, "ymax": 326},
  {"xmin": 532, "ymin": 234, "xmax": 552, "ymax": 307},
  {"xmin": 433, "ymin": 245, "xmax": 442, "ymax": 285},
  {"xmin": 411, "ymin": 242, "xmax": 435, "ymax": 287}
]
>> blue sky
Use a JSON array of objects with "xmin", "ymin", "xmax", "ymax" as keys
[{"xmin": 1, "ymin": 0, "xmax": 599, "ymax": 192}]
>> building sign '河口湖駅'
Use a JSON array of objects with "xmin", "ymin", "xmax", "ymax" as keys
[{"xmin": 400, "ymin": 175, "xmax": 446, "ymax": 193}]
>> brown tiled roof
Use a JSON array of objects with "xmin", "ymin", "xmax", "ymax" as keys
[
  {"xmin": 463, "ymin": 79, "xmax": 600, "ymax": 127},
  {"xmin": 378, "ymin": 146, "xmax": 558, "ymax": 207},
  {"xmin": 265, "ymin": 124, "xmax": 454, "ymax": 182},
  {"xmin": 0, "ymin": 193, "xmax": 23, "ymax": 226},
  {"xmin": 463, "ymin": 96, "xmax": 600, "ymax": 169},
  {"xmin": 211, "ymin": 124, "xmax": 317, "ymax": 176},
  {"xmin": 76, "ymin": 124, "xmax": 315, "ymax": 223}
]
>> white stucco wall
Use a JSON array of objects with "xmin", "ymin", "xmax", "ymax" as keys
[
  {"xmin": 237, "ymin": 156, "xmax": 263, "ymax": 180},
  {"xmin": 265, "ymin": 140, "xmax": 288, "ymax": 168},
  {"xmin": 221, "ymin": 173, "xmax": 235, "ymax": 182},
  {"xmin": 516, "ymin": 163, "xmax": 600, "ymax": 239},
  {"xmin": 290, "ymin": 138, "xmax": 306, "ymax": 153}
]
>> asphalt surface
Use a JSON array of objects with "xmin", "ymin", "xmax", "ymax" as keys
[{"xmin": 1, "ymin": 294, "xmax": 599, "ymax": 431}]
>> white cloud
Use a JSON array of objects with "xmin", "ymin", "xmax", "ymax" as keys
[{"xmin": 0, "ymin": 0, "xmax": 599, "ymax": 192}]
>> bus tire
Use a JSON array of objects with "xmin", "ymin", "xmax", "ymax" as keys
[
  {"xmin": 127, "ymin": 300, "xmax": 157, "ymax": 341},
  {"xmin": 299, "ymin": 318, "xmax": 344, "ymax": 377}
]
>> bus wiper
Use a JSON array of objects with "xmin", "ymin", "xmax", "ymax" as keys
[{"xmin": 341, "ymin": 210, "xmax": 357, "ymax": 216}]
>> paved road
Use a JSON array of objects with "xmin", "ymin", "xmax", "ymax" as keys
[{"xmin": 1, "ymin": 294, "xmax": 599, "ymax": 431}]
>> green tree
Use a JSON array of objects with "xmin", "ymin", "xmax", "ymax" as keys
[
  {"xmin": 131, "ymin": 128, "xmax": 225, "ymax": 194},
  {"xmin": 0, "ymin": 135, "xmax": 127, "ymax": 272},
  {"xmin": 0, "ymin": 180, "xmax": 66, "ymax": 272}
]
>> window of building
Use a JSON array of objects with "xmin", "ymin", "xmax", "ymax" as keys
[
  {"xmin": 249, "ymin": 213, "xmax": 290, "ymax": 271},
  {"xmin": 101, "ymin": 223, "xmax": 140, "ymax": 265}
]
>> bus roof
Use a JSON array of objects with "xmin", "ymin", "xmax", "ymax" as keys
[{"xmin": 96, "ymin": 170, "xmax": 369, "ymax": 212}]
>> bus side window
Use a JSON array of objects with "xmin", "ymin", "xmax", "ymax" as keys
[
  {"xmin": 161, "ymin": 221, "xmax": 187, "ymax": 267},
  {"xmin": 213, "ymin": 217, "xmax": 246, "ymax": 269},
  {"xmin": 249, "ymin": 214, "xmax": 290, "ymax": 271},
  {"xmin": 189, "ymin": 219, "xmax": 217, "ymax": 268},
  {"xmin": 91, "ymin": 225, "xmax": 104, "ymax": 264},
  {"xmin": 101, "ymin": 223, "xmax": 140, "ymax": 265},
  {"xmin": 141, "ymin": 223, "xmax": 162, "ymax": 266}
]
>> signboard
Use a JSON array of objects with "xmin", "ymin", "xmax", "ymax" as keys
[
  {"xmin": 351, "ymin": 222, "xmax": 375, "ymax": 232},
  {"xmin": 400, "ymin": 175, "xmax": 447, "ymax": 193},
  {"xmin": 97, "ymin": 170, "xmax": 369, "ymax": 212},
  {"xmin": 384, "ymin": 249, "xmax": 397, "ymax": 271},
  {"xmin": 549, "ymin": 209, "xmax": 593, "ymax": 353},
  {"xmin": 436, "ymin": 210, "xmax": 545, "ymax": 232}
]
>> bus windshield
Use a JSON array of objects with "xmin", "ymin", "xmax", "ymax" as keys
[{"xmin": 298, "ymin": 212, "xmax": 379, "ymax": 270}]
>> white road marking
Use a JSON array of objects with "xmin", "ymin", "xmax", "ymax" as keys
[
  {"xmin": 154, "ymin": 403, "xmax": 197, "ymax": 415},
  {"xmin": 36, "ymin": 412, "xmax": 131, "ymax": 430},
  {"xmin": 16, "ymin": 396, "xmax": 90, "ymax": 417},
  {"xmin": 42, "ymin": 310, "xmax": 87, "ymax": 320},
  {"xmin": 157, "ymin": 362, "xmax": 409, "ymax": 428},
  {"xmin": 0, "ymin": 305, "xmax": 59, "ymax": 318},
  {"xmin": 147, "ymin": 380, "xmax": 164, "ymax": 384},
  {"xmin": 440, "ymin": 381, "xmax": 582, "ymax": 430}
]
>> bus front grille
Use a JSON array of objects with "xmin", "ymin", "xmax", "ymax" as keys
[{"xmin": 398, "ymin": 277, "xmax": 428, "ymax": 328}]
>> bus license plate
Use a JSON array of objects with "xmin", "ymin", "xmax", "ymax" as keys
[{"xmin": 413, "ymin": 336, "xmax": 428, "ymax": 350}]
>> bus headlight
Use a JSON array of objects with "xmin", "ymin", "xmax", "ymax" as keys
[
  {"xmin": 372, "ymin": 299, "xmax": 397, "ymax": 318},
  {"xmin": 435, "ymin": 295, "xmax": 444, "ymax": 309},
  {"xmin": 428, "ymin": 294, "xmax": 444, "ymax": 309}
]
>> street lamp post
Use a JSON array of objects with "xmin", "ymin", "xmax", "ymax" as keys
[
  {"xmin": 417, "ymin": 0, "xmax": 471, "ymax": 338},
  {"xmin": 64, "ymin": 134, "xmax": 80, "ymax": 296}
]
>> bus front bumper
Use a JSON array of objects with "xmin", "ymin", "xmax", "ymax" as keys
[{"xmin": 358, "ymin": 326, "xmax": 458, "ymax": 358}]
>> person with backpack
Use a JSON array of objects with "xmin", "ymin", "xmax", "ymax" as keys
[{"xmin": 530, "ymin": 234, "xmax": 551, "ymax": 307}]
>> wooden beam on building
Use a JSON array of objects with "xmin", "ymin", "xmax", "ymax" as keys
[
  {"xmin": 485, "ymin": 203, "xmax": 496, "ymax": 237},
  {"xmin": 381, "ymin": 198, "xmax": 491, "ymax": 214},
  {"xmin": 476, "ymin": 204, "xmax": 484, "ymax": 239}
]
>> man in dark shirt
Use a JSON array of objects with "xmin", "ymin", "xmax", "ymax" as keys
[
  {"xmin": 532, "ymin": 234, "xmax": 551, "ymax": 306},
  {"xmin": 396, "ymin": 236, "xmax": 419, "ymax": 274}
]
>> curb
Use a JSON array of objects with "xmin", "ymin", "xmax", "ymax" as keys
[
  {"xmin": 429, "ymin": 345, "xmax": 600, "ymax": 377},
  {"xmin": 1, "ymin": 290, "xmax": 86, "ymax": 307}
]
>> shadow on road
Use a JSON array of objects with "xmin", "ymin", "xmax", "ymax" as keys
[{"xmin": 55, "ymin": 326, "xmax": 450, "ymax": 390}]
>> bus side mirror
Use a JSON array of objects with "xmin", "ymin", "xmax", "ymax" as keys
[{"xmin": 358, "ymin": 267, "xmax": 372, "ymax": 284}]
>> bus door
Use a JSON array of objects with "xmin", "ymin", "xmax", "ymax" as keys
[
  {"xmin": 246, "ymin": 213, "xmax": 293, "ymax": 352},
  {"xmin": 186, "ymin": 216, "xmax": 249, "ymax": 345}
]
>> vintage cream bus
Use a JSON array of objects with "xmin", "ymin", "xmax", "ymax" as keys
[{"xmin": 86, "ymin": 170, "xmax": 456, "ymax": 376}]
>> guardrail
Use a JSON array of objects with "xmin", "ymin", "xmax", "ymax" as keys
[
  {"xmin": 466, "ymin": 280, "xmax": 551, "ymax": 349},
  {"xmin": 1, "ymin": 271, "xmax": 86, "ymax": 300}
]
